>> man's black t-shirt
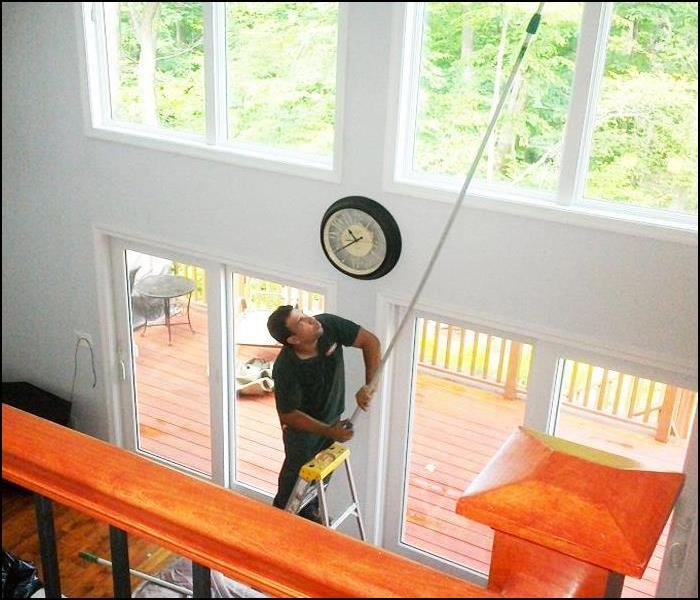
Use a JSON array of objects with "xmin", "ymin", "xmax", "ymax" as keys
[{"xmin": 272, "ymin": 313, "xmax": 360, "ymax": 456}]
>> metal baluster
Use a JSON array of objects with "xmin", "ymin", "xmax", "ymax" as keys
[
  {"xmin": 605, "ymin": 572, "xmax": 625, "ymax": 598},
  {"xmin": 109, "ymin": 526, "xmax": 131, "ymax": 598},
  {"xmin": 34, "ymin": 494, "xmax": 61, "ymax": 599},
  {"xmin": 192, "ymin": 562, "xmax": 211, "ymax": 598}
]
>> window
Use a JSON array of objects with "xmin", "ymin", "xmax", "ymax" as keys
[
  {"xmin": 124, "ymin": 250, "xmax": 213, "ymax": 476},
  {"xmin": 83, "ymin": 2, "xmax": 342, "ymax": 172},
  {"xmin": 231, "ymin": 273, "xmax": 325, "ymax": 495},
  {"xmin": 110, "ymin": 235, "xmax": 333, "ymax": 497},
  {"xmin": 550, "ymin": 358, "xmax": 698, "ymax": 597},
  {"xmin": 585, "ymin": 3, "xmax": 698, "ymax": 215},
  {"xmin": 394, "ymin": 2, "xmax": 698, "ymax": 226},
  {"xmin": 226, "ymin": 3, "xmax": 338, "ymax": 156},
  {"xmin": 401, "ymin": 319, "xmax": 533, "ymax": 573},
  {"xmin": 383, "ymin": 312, "xmax": 535, "ymax": 576},
  {"xmin": 104, "ymin": 3, "xmax": 205, "ymax": 134},
  {"xmin": 412, "ymin": 3, "xmax": 582, "ymax": 194}
]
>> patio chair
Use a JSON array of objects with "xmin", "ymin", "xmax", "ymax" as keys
[{"xmin": 128, "ymin": 266, "xmax": 165, "ymax": 331}]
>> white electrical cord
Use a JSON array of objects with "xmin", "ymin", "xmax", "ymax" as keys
[
  {"xmin": 350, "ymin": 2, "xmax": 546, "ymax": 425},
  {"xmin": 70, "ymin": 336, "xmax": 97, "ymax": 403}
]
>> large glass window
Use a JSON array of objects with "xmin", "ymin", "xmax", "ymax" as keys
[
  {"xmin": 402, "ymin": 318, "xmax": 533, "ymax": 573},
  {"xmin": 226, "ymin": 3, "xmax": 338, "ymax": 157},
  {"xmin": 414, "ymin": 2, "xmax": 582, "ymax": 193},
  {"xmin": 552, "ymin": 358, "xmax": 698, "ymax": 598},
  {"xmin": 585, "ymin": 2, "xmax": 698, "ymax": 215},
  {"xmin": 86, "ymin": 2, "xmax": 341, "ymax": 168},
  {"xmin": 126, "ymin": 251, "xmax": 212, "ymax": 475},
  {"xmin": 104, "ymin": 2, "xmax": 205, "ymax": 133},
  {"xmin": 397, "ymin": 2, "xmax": 698, "ymax": 224}
]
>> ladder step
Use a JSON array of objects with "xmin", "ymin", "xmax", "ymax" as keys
[
  {"xmin": 330, "ymin": 504, "xmax": 359, "ymax": 531},
  {"xmin": 283, "ymin": 442, "xmax": 366, "ymax": 541}
]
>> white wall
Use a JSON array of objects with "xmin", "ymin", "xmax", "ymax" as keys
[{"xmin": 2, "ymin": 0, "xmax": 698, "ymax": 576}]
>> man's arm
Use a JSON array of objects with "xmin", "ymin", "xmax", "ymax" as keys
[
  {"xmin": 279, "ymin": 410, "xmax": 353, "ymax": 442},
  {"xmin": 352, "ymin": 327, "xmax": 381, "ymax": 410}
]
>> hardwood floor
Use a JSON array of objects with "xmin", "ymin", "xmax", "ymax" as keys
[{"xmin": 1, "ymin": 484, "xmax": 176, "ymax": 598}]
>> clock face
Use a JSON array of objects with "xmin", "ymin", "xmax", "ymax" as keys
[
  {"xmin": 320, "ymin": 196, "xmax": 401, "ymax": 280},
  {"xmin": 322, "ymin": 208, "xmax": 387, "ymax": 277}
]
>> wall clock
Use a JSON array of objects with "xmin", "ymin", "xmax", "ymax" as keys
[{"xmin": 320, "ymin": 196, "xmax": 402, "ymax": 280}]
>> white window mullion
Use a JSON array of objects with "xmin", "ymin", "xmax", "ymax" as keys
[
  {"xmin": 224, "ymin": 265, "xmax": 237, "ymax": 490},
  {"xmin": 557, "ymin": 2, "xmax": 613, "ymax": 206},
  {"xmin": 87, "ymin": 2, "xmax": 112, "ymax": 127},
  {"xmin": 206, "ymin": 262, "xmax": 229, "ymax": 487},
  {"xmin": 332, "ymin": 2, "xmax": 349, "ymax": 175},
  {"xmin": 204, "ymin": 2, "xmax": 228, "ymax": 145},
  {"xmin": 521, "ymin": 343, "xmax": 561, "ymax": 433},
  {"xmin": 395, "ymin": 2, "xmax": 425, "ymax": 181}
]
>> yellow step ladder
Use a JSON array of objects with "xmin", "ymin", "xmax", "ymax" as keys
[{"xmin": 284, "ymin": 442, "xmax": 366, "ymax": 541}]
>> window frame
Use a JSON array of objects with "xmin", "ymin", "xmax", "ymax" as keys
[
  {"xmin": 225, "ymin": 264, "xmax": 335, "ymax": 499},
  {"xmin": 98, "ymin": 226, "xmax": 337, "ymax": 497},
  {"xmin": 386, "ymin": 2, "xmax": 698, "ymax": 240},
  {"xmin": 79, "ymin": 2, "xmax": 348, "ymax": 183},
  {"xmin": 372, "ymin": 292, "xmax": 697, "ymax": 589}
]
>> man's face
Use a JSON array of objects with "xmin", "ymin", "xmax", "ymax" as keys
[{"xmin": 285, "ymin": 309, "xmax": 323, "ymax": 346}]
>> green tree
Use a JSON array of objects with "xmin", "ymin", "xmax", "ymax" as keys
[{"xmin": 415, "ymin": 2, "xmax": 697, "ymax": 214}]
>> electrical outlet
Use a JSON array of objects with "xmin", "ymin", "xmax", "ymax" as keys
[{"xmin": 75, "ymin": 331, "xmax": 93, "ymax": 346}]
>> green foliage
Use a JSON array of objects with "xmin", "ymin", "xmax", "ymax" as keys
[
  {"xmin": 109, "ymin": 2, "xmax": 697, "ymax": 214},
  {"xmin": 416, "ymin": 2, "xmax": 697, "ymax": 213},
  {"xmin": 416, "ymin": 2, "xmax": 582, "ymax": 191},
  {"xmin": 586, "ymin": 2, "xmax": 697, "ymax": 213},
  {"xmin": 225, "ymin": 2, "xmax": 338, "ymax": 155},
  {"xmin": 114, "ymin": 2, "xmax": 205, "ymax": 133}
]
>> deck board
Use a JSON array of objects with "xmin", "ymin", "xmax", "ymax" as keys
[{"xmin": 131, "ymin": 306, "xmax": 687, "ymax": 598}]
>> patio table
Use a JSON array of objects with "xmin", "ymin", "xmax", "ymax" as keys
[{"xmin": 134, "ymin": 274, "xmax": 196, "ymax": 345}]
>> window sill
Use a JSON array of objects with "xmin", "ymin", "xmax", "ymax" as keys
[
  {"xmin": 386, "ymin": 176, "xmax": 698, "ymax": 247},
  {"xmin": 85, "ymin": 124, "xmax": 340, "ymax": 184}
]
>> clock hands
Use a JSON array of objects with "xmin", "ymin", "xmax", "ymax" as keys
[{"xmin": 336, "ymin": 235, "xmax": 364, "ymax": 253}]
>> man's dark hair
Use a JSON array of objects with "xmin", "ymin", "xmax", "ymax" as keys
[{"xmin": 267, "ymin": 305, "xmax": 294, "ymax": 345}]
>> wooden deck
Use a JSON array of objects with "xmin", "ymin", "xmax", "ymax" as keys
[{"xmin": 133, "ymin": 306, "xmax": 686, "ymax": 598}]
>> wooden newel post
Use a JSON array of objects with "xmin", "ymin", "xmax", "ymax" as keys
[{"xmin": 457, "ymin": 428, "xmax": 685, "ymax": 598}]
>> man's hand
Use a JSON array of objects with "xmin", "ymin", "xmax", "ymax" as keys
[
  {"xmin": 355, "ymin": 384, "xmax": 375, "ymax": 411},
  {"xmin": 326, "ymin": 419, "xmax": 354, "ymax": 442},
  {"xmin": 352, "ymin": 328, "xmax": 381, "ymax": 410}
]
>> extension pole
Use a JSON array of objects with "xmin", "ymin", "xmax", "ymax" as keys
[
  {"xmin": 79, "ymin": 551, "xmax": 193, "ymax": 596},
  {"xmin": 350, "ymin": 2, "xmax": 546, "ymax": 425}
]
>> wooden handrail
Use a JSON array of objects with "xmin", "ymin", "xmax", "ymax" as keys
[{"xmin": 2, "ymin": 405, "xmax": 492, "ymax": 598}]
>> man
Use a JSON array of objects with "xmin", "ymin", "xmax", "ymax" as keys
[{"xmin": 266, "ymin": 305, "xmax": 381, "ymax": 522}]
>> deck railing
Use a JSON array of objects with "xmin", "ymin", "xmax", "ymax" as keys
[
  {"xmin": 2, "ymin": 404, "xmax": 493, "ymax": 599},
  {"xmin": 417, "ymin": 319, "xmax": 531, "ymax": 400},
  {"xmin": 559, "ymin": 362, "xmax": 697, "ymax": 442},
  {"xmin": 161, "ymin": 274, "xmax": 697, "ymax": 443},
  {"xmin": 171, "ymin": 265, "xmax": 324, "ymax": 315},
  {"xmin": 416, "ymin": 319, "xmax": 696, "ymax": 443},
  {"xmin": 233, "ymin": 274, "xmax": 324, "ymax": 315},
  {"xmin": 171, "ymin": 263, "xmax": 207, "ymax": 304}
]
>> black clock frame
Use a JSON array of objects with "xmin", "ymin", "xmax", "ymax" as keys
[{"xmin": 320, "ymin": 196, "xmax": 402, "ymax": 280}]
